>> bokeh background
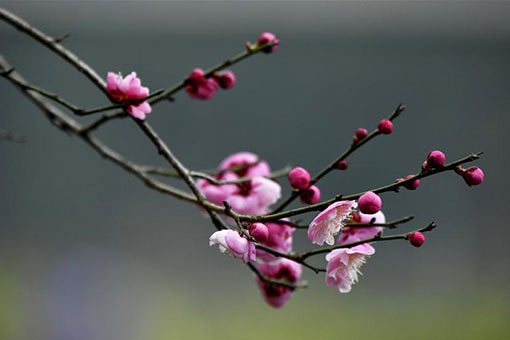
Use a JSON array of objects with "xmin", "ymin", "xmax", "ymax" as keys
[{"xmin": 1, "ymin": 2, "xmax": 509, "ymax": 339}]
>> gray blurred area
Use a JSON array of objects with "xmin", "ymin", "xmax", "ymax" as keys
[{"xmin": 0, "ymin": 2, "xmax": 509, "ymax": 340}]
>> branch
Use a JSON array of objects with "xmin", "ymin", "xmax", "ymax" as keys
[
  {"xmin": 272, "ymin": 103, "xmax": 406, "ymax": 213},
  {"xmin": 298, "ymin": 222, "xmax": 437, "ymax": 260},
  {"xmin": 347, "ymin": 215, "xmax": 414, "ymax": 229},
  {"xmin": 0, "ymin": 8, "xmax": 107, "ymax": 94},
  {"xmin": 246, "ymin": 262, "xmax": 308, "ymax": 290},
  {"xmin": 0, "ymin": 128, "xmax": 27, "ymax": 143},
  {"xmin": 235, "ymin": 152, "xmax": 482, "ymax": 223},
  {"xmin": 0, "ymin": 55, "xmax": 198, "ymax": 206}
]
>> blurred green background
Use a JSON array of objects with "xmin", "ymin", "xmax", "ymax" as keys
[{"xmin": 1, "ymin": 1, "xmax": 509, "ymax": 339}]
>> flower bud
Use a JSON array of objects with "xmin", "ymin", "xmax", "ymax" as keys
[
  {"xmin": 336, "ymin": 160, "xmax": 348, "ymax": 170},
  {"xmin": 288, "ymin": 167, "xmax": 311, "ymax": 190},
  {"xmin": 396, "ymin": 175, "xmax": 420, "ymax": 190},
  {"xmin": 214, "ymin": 71, "xmax": 236, "ymax": 89},
  {"xmin": 249, "ymin": 223, "xmax": 269, "ymax": 243},
  {"xmin": 408, "ymin": 231, "xmax": 425, "ymax": 247},
  {"xmin": 460, "ymin": 166, "xmax": 484, "ymax": 186},
  {"xmin": 424, "ymin": 150, "xmax": 445, "ymax": 169},
  {"xmin": 256, "ymin": 32, "xmax": 279, "ymax": 54},
  {"xmin": 187, "ymin": 68, "xmax": 205, "ymax": 82},
  {"xmin": 354, "ymin": 128, "xmax": 368, "ymax": 143},
  {"xmin": 358, "ymin": 191, "xmax": 382, "ymax": 214},
  {"xmin": 378, "ymin": 119, "xmax": 393, "ymax": 134},
  {"xmin": 300, "ymin": 185, "xmax": 321, "ymax": 205}
]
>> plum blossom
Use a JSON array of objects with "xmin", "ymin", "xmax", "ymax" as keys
[
  {"xmin": 185, "ymin": 68, "xmax": 219, "ymax": 100},
  {"xmin": 308, "ymin": 200, "xmax": 356, "ymax": 246},
  {"xmin": 218, "ymin": 151, "xmax": 270, "ymax": 177},
  {"xmin": 256, "ymin": 219, "xmax": 295, "ymax": 263},
  {"xmin": 106, "ymin": 72, "xmax": 152, "ymax": 120},
  {"xmin": 209, "ymin": 229, "xmax": 256, "ymax": 263},
  {"xmin": 255, "ymin": 258, "xmax": 302, "ymax": 308},
  {"xmin": 325, "ymin": 244, "xmax": 375, "ymax": 293},
  {"xmin": 338, "ymin": 211, "xmax": 385, "ymax": 244},
  {"xmin": 197, "ymin": 152, "xmax": 280, "ymax": 215}
]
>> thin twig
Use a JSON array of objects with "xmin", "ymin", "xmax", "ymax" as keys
[
  {"xmin": 298, "ymin": 222, "xmax": 437, "ymax": 260},
  {"xmin": 246, "ymin": 262, "xmax": 308, "ymax": 290},
  {"xmin": 234, "ymin": 153, "xmax": 482, "ymax": 223},
  {"xmin": 0, "ymin": 128, "xmax": 27, "ymax": 143},
  {"xmin": 272, "ymin": 103, "xmax": 406, "ymax": 213}
]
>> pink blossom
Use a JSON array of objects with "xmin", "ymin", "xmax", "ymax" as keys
[
  {"xmin": 396, "ymin": 175, "xmax": 420, "ymax": 190},
  {"xmin": 424, "ymin": 150, "xmax": 445, "ymax": 169},
  {"xmin": 288, "ymin": 167, "xmax": 311, "ymax": 190},
  {"xmin": 185, "ymin": 68, "xmax": 219, "ymax": 100},
  {"xmin": 336, "ymin": 160, "xmax": 348, "ymax": 170},
  {"xmin": 408, "ymin": 231, "xmax": 425, "ymax": 247},
  {"xmin": 354, "ymin": 128, "xmax": 368, "ymax": 143},
  {"xmin": 255, "ymin": 258, "xmax": 301, "ymax": 308},
  {"xmin": 214, "ymin": 71, "xmax": 236, "ymax": 89},
  {"xmin": 308, "ymin": 200, "xmax": 356, "ymax": 246},
  {"xmin": 378, "ymin": 119, "xmax": 393, "ymax": 134},
  {"xmin": 339, "ymin": 211, "xmax": 385, "ymax": 244},
  {"xmin": 257, "ymin": 219, "xmax": 295, "ymax": 262},
  {"xmin": 226, "ymin": 177, "xmax": 281, "ymax": 215},
  {"xmin": 326, "ymin": 244, "xmax": 375, "ymax": 293},
  {"xmin": 209, "ymin": 229, "xmax": 256, "ymax": 263},
  {"xmin": 460, "ymin": 166, "xmax": 484, "ymax": 186},
  {"xmin": 219, "ymin": 151, "xmax": 270, "ymax": 178},
  {"xmin": 249, "ymin": 223, "xmax": 269, "ymax": 243},
  {"xmin": 197, "ymin": 152, "xmax": 280, "ymax": 215},
  {"xmin": 106, "ymin": 72, "xmax": 152, "ymax": 120},
  {"xmin": 300, "ymin": 185, "xmax": 321, "ymax": 205},
  {"xmin": 358, "ymin": 191, "xmax": 382, "ymax": 214},
  {"xmin": 256, "ymin": 32, "xmax": 279, "ymax": 54}
]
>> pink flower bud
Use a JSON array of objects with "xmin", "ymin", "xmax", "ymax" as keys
[
  {"xmin": 300, "ymin": 185, "xmax": 321, "ymax": 205},
  {"xmin": 396, "ymin": 175, "xmax": 420, "ymax": 190},
  {"xmin": 187, "ymin": 68, "xmax": 205, "ymax": 82},
  {"xmin": 288, "ymin": 167, "xmax": 311, "ymax": 190},
  {"xmin": 249, "ymin": 223, "xmax": 269, "ymax": 243},
  {"xmin": 408, "ymin": 231, "xmax": 425, "ymax": 247},
  {"xmin": 336, "ymin": 160, "xmax": 348, "ymax": 170},
  {"xmin": 424, "ymin": 150, "xmax": 445, "ymax": 169},
  {"xmin": 214, "ymin": 71, "xmax": 236, "ymax": 89},
  {"xmin": 358, "ymin": 191, "xmax": 382, "ymax": 214},
  {"xmin": 378, "ymin": 119, "xmax": 393, "ymax": 134},
  {"xmin": 354, "ymin": 128, "xmax": 368, "ymax": 143},
  {"xmin": 257, "ymin": 32, "xmax": 279, "ymax": 54},
  {"xmin": 460, "ymin": 166, "xmax": 484, "ymax": 186}
]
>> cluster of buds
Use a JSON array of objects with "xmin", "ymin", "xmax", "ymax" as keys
[
  {"xmin": 185, "ymin": 68, "xmax": 236, "ymax": 100},
  {"xmin": 287, "ymin": 167, "xmax": 321, "ymax": 204}
]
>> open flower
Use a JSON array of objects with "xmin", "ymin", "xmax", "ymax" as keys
[
  {"xmin": 308, "ymin": 200, "xmax": 356, "ymax": 246},
  {"xmin": 219, "ymin": 151, "xmax": 270, "ymax": 178},
  {"xmin": 106, "ymin": 72, "xmax": 152, "ymax": 120},
  {"xmin": 325, "ymin": 244, "xmax": 375, "ymax": 293},
  {"xmin": 209, "ymin": 229, "xmax": 256, "ymax": 263},
  {"xmin": 197, "ymin": 152, "xmax": 280, "ymax": 215},
  {"xmin": 255, "ymin": 258, "xmax": 302, "ymax": 308}
]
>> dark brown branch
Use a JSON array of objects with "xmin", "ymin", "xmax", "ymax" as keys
[
  {"xmin": 246, "ymin": 262, "xmax": 308, "ymax": 290},
  {"xmin": 298, "ymin": 222, "xmax": 437, "ymax": 260},
  {"xmin": 0, "ymin": 55, "xmax": 198, "ymax": 206},
  {"xmin": 234, "ymin": 152, "xmax": 482, "ymax": 223},
  {"xmin": 272, "ymin": 103, "xmax": 406, "ymax": 213},
  {"xmin": 0, "ymin": 8, "xmax": 108, "ymax": 94}
]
